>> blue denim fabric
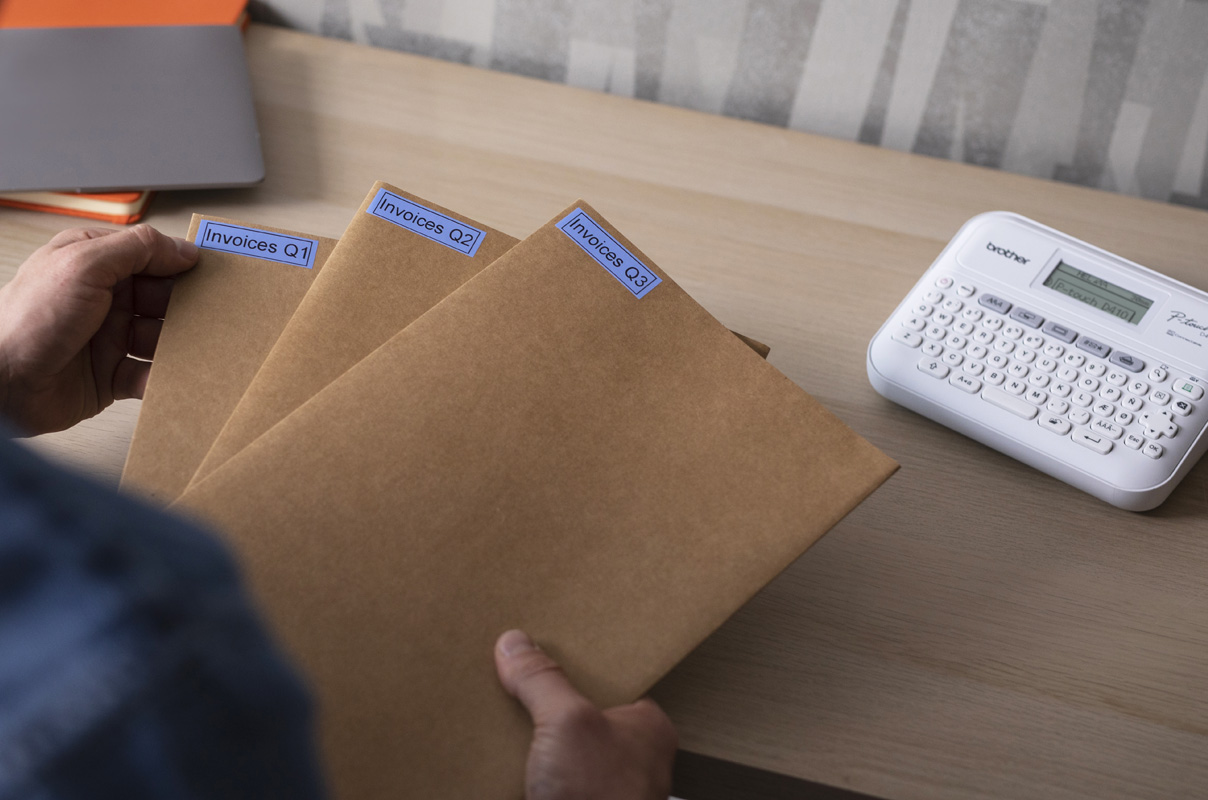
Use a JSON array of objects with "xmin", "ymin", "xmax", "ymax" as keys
[{"xmin": 0, "ymin": 434, "xmax": 326, "ymax": 800}]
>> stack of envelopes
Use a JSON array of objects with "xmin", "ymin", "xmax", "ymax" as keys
[{"xmin": 123, "ymin": 182, "xmax": 898, "ymax": 799}]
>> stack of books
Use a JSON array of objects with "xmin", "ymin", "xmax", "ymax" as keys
[
  {"xmin": 120, "ymin": 182, "xmax": 898, "ymax": 799},
  {"xmin": 0, "ymin": 0, "xmax": 248, "ymax": 223}
]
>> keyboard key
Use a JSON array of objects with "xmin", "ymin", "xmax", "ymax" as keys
[
  {"xmin": 1046, "ymin": 399, "xmax": 1069, "ymax": 415},
  {"xmin": 1148, "ymin": 367, "xmax": 1169, "ymax": 382},
  {"xmin": 1038, "ymin": 415, "xmax": 1072, "ymax": 435},
  {"xmin": 892, "ymin": 330, "xmax": 923, "ymax": 348},
  {"xmin": 950, "ymin": 374, "xmax": 981, "ymax": 394},
  {"xmin": 1043, "ymin": 343, "xmax": 1066, "ymax": 359},
  {"xmin": 1003, "ymin": 324, "xmax": 1025, "ymax": 340},
  {"xmin": 1127, "ymin": 380, "xmax": 1149, "ymax": 396},
  {"xmin": 918, "ymin": 358, "xmax": 950, "ymax": 379},
  {"xmin": 923, "ymin": 341, "xmax": 944, "ymax": 357},
  {"xmin": 1092, "ymin": 402, "xmax": 1115, "ymax": 418},
  {"xmin": 1028, "ymin": 372, "xmax": 1051, "ymax": 388},
  {"xmin": 979, "ymin": 294, "xmax": 1011, "ymax": 314},
  {"xmin": 1109, "ymin": 351, "xmax": 1144, "ymax": 373},
  {"xmin": 1090, "ymin": 418, "xmax": 1124, "ymax": 439},
  {"xmin": 1150, "ymin": 389, "xmax": 1172, "ymax": 406},
  {"xmin": 983, "ymin": 387, "xmax": 1039, "ymax": 419},
  {"xmin": 1106, "ymin": 370, "xmax": 1128, "ymax": 386},
  {"xmin": 963, "ymin": 307, "xmax": 984, "ymax": 322},
  {"xmin": 1124, "ymin": 433, "xmax": 1144, "ymax": 450},
  {"xmin": 943, "ymin": 351, "xmax": 964, "ymax": 367},
  {"xmin": 984, "ymin": 370, "xmax": 1007, "ymax": 386},
  {"xmin": 1064, "ymin": 353, "xmax": 1087, "ymax": 368},
  {"xmin": 1025, "ymin": 389, "xmax": 1048, "ymax": 405},
  {"xmin": 1023, "ymin": 333, "xmax": 1045, "ymax": 349},
  {"xmin": 1101, "ymin": 386, "xmax": 1122, "ymax": 402},
  {"xmin": 1004, "ymin": 378, "xmax": 1028, "ymax": 396},
  {"xmin": 1071, "ymin": 391, "xmax": 1094, "ymax": 407},
  {"xmin": 1077, "ymin": 337, "xmax": 1111, "ymax": 358},
  {"xmin": 957, "ymin": 283, "xmax": 977, "ymax": 297},
  {"xmin": 1042, "ymin": 321, "xmax": 1078, "ymax": 343},
  {"xmin": 1172, "ymin": 399, "xmax": 1193, "ymax": 416},
  {"xmin": 1143, "ymin": 441, "xmax": 1165, "ymax": 459},
  {"xmin": 1173, "ymin": 379, "xmax": 1204, "ymax": 400},
  {"xmin": 1085, "ymin": 362, "xmax": 1106, "ymax": 377},
  {"xmin": 1009, "ymin": 308, "xmax": 1044, "ymax": 328},
  {"xmin": 1050, "ymin": 382, "xmax": 1073, "ymax": 398},
  {"xmin": 1008, "ymin": 362, "xmax": 1029, "ymax": 378},
  {"xmin": 963, "ymin": 361, "xmax": 986, "ymax": 376},
  {"xmin": 1073, "ymin": 429, "xmax": 1113, "ymax": 454},
  {"xmin": 1068, "ymin": 408, "xmax": 1091, "ymax": 425}
]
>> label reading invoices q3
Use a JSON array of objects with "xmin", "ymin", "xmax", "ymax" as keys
[
  {"xmin": 195, "ymin": 220, "xmax": 319, "ymax": 269},
  {"xmin": 556, "ymin": 209, "xmax": 661, "ymax": 299},
  {"xmin": 367, "ymin": 188, "xmax": 485, "ymax": 257}
]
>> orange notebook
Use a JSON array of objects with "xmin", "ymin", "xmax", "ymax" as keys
[
  {"xmin": 0, "ymin": 191, "xmax": 153, "ymax": 224},
  {"xmin": 0, "ymin": 0, "xmax": 247, "ymax": 27}
]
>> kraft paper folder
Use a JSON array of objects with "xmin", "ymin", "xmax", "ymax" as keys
[
  {"xmin": 189, "ymin": 185, "xmax": 768, "ymax": 490},
  {"xmin": 189, "ymin": 184, "xmax": 519, "ymax": 488},
  {"xmin": 175, "ymin": 201, "xmax": 898, "ymax": 800},
  {"xmin": 121, "ymin": 216, "xmax": 336, "ymax": 503}
]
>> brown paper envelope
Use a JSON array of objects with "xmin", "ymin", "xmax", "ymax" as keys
[
  {"xmin": 120, "ymin": 215, "xmax": 336, "ymax": 504},
  {"xmin": 188, "ymin": 183, "xmax": 520, "ymax": 488},
  {"xmin": 174, "ymin": 201, "xmax": 897, "ymax": 800}
]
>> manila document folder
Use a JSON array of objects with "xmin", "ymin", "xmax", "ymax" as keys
[
  {"xmin": 121, "ymin": 216, "xmax": 336, "ymax": 504},
  {"xmin": 190, "ymin": 183, "xmax": 518, "ymax": 487},
  {"xmin": 175, "ymin": 202, "xmax": 898, "ymax": 799}
]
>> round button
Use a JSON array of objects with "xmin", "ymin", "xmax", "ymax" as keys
[{"xmin": 935, "ymin": 275, "xmax": 954, "ymax": 289}]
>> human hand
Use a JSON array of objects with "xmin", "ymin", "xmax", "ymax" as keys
[
  {"xmin": 495, "ymin": 629, "xmax": 678, "ymax": 800},
  {"xmin": 0, "ymin": 225, "xmax": 198, "ymax": 436}
]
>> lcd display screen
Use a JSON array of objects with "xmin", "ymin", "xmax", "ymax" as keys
[{"xmin": 1042, "ymin": 261, "xmax": 1153, "ymax": 325}]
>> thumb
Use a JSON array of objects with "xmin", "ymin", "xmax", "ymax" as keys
[
  {"xmin": 54, "ymin": 224, "xmax": 199, "ymax": 291},
  {"xmin": 495, "ymin": 630, "xmax": 591, "ymax": 727}
]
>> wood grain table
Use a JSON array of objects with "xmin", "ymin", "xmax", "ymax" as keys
[{"xmin": 3, "ymin": 24, "xmax": 1208, "ymax": 800}]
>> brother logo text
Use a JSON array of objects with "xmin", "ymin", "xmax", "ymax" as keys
[{"xmin": 986, "ymin": 241, "xmax": 1030, "ymax": 265}]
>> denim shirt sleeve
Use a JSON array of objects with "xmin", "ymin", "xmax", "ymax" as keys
[{"xmin": 0, "ymin": 434, "xmax": 327, "ymax": 800}]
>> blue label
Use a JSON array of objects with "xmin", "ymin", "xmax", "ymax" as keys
[
  {"xmin": 556, "ymin": 209, "xmax": 661, "ymax": 299},
  {"xmin": 366, "ymin": 189, "xmax": 485, "ymax": 257},
  {"xmin": 195, "ymin": 220, "xmax": 318, "ymax": 269}
]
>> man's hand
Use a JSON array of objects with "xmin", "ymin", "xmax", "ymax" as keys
[
  {"xmin": 0, "ymin": 225, "xmax": 198, "ymax": 436},
  {"xmin": 495, "ymin": 630, "xmax": 678, "ymax": 800}
]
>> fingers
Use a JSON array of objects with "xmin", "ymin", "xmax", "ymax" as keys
[
  {"xmin": 495, "ymin": 630, "xmax": 594, "ymax": 727},
  {"xmin": 128, "ymin": 317, "xmax": 163, "ymax": 361},
  {"xmin": 55, "ymin": 224, "xmax": 199, "ymax": 291},
  {"xmin": 45, "ymin": 227, "xmax": 121, "ymax": 249},
  {"xmin": 112, "ymin": 356, "xmax": 152, "ymax": 401},
  {"xmin": 132, "ymin": 276, "xmax": 176, "ymax": 319}
]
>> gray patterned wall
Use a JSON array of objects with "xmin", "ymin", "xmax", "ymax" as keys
[{"xmin": 253, "ymin": 0, "xmax": 1208, "ymax": 209}]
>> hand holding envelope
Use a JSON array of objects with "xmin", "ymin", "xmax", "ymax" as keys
[{"xmin": 128, "ymin": 186, "xmax": 897, "ymax": 799}]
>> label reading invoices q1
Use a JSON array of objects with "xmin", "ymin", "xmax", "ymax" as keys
[
  {"xmin": 367, "ymin": 188, "xmax": 485, "ymax": 257},
  {"xmin": 556, "ymin": 209, "xmax": 661, "ymax": 299},
  {"xmin": 195, "ymin": 220, "xmax": 319, "ymax": 269}
]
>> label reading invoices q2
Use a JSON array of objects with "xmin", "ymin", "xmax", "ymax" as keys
[
  {"xmin": 556, "ymin": 209, "xmax": 661, "ymax": 299},
  {"xmin": 195, "ymin": 220, "xmax": 319, "ymax": 269},
  {"xmin": 367, "ymin": 189, "xmax": 485, "ymax": 257}
]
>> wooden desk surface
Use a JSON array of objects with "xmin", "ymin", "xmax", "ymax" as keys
[{"xmin": 3, "ymin": 24, "xmax": 1208, "ymax": 800}]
